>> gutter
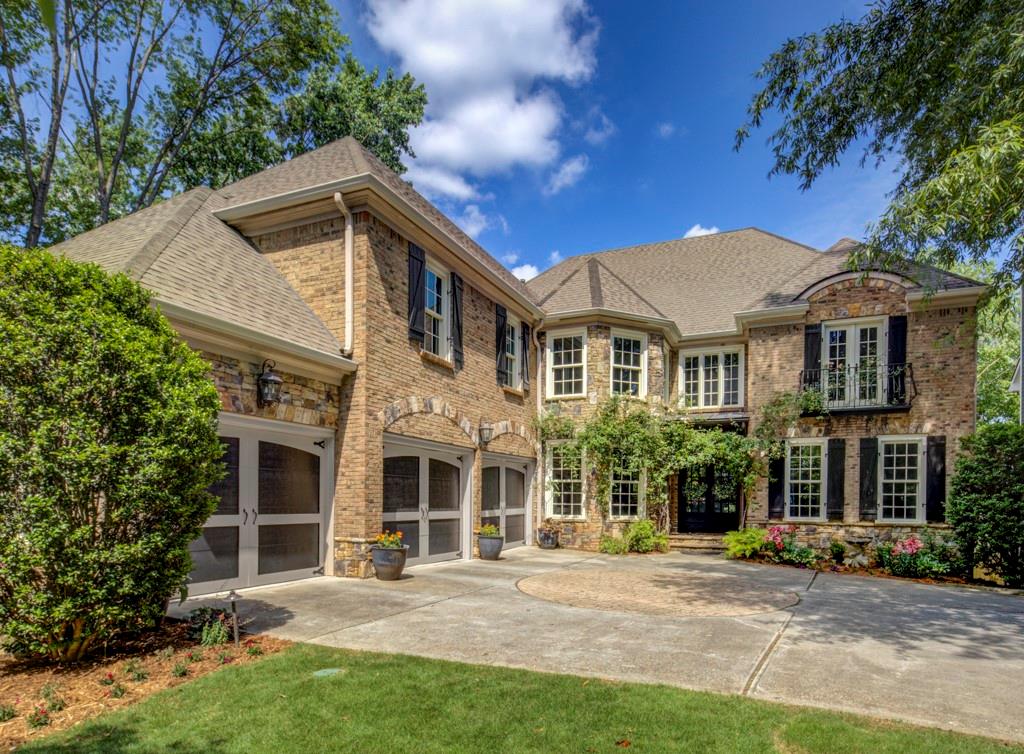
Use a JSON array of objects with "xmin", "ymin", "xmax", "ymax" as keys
[
  {"xmin": 215, "ymin": 173, "xmax": 544, "ymax": 321},
  {"xmin": 332, "ymin": 192, "xmax": 354, "ymax": 357},
  {"xmin": 542, "ymin": 307, "xmax": 684, "ymax": 347}
]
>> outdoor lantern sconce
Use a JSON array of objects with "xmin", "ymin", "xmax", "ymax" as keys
[
  {"xmin": 256, "ymin": 359, "xmax": 283, "ymax": 408},
  {"xmin": 479, "ymin": 421, "xmax": 493, "ymax": 445}
]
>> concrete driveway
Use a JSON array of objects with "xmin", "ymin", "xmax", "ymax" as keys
[{"xmin": 176, "ymin": 548, "xmax": 1024, "ymax": 743}]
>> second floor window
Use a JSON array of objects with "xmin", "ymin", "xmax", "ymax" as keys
[
  {"xmin": 502, "ymin": 319, "xmax": 519, "ymax": 388},
  {"xmin": 423, "ymin": 265, "xmax": 447, "ymax": 358},
  {"xmin": 611, "ymin": 332, "xmax": 646, "ymax": 397},
  {"xmin": 548, "ymin": 331, "xmax": 585, "ymax": 397},
  {"xmin": 681, "ymin": 350, "xmax": 743, "ymax": 408}
]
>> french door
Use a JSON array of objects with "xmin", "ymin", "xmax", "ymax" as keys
[
  {"xmin": 187, "ymin": 418, "xmax": 332, "ymax": 595},
  {"xmin": 823, "ymin": 320, "xmax": 884, "ymax": 408},
  {"xmin": 482, "ymin": 459, "xmax": 529, "ymax": 548},
  {"xmin": 383, "ymin": 443, "xmax": 465, "ymax": 565}
]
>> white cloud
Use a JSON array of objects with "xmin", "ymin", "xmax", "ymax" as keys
[
  {"xmin": 582, "ymin": 107, "xmax": 616, "ymax": 145},
  {"xmin": 548, "ymin": 250, "xmax": 563, "ymax": 265},
  {"xmin": 543, "ymin": 154, "xmax": 589, "ymax": 196},
  {"xmin": 366, "ymin": 0, "xmax": 599, "ymax": 200},
  {"xmin": 501, "ymin": 251, "xmax": 520, "ymax": 265},
  {"xmin": 457, "ymin": 204, "xmax": 490, "ymax": 237},
  {"xmin": 511, "ymin": 263, "xmax": 540, "ymax": 280},
  {"xmin": 683, "ymin": 223, "xmax": 720, "ymax": 238},
  {"xmin": 404, "ymin": 164, "xmax": 480, "ymax": 201},
  {"xmin": 656, "ymin": 122, "xmax": 675, "ymax": 138}
]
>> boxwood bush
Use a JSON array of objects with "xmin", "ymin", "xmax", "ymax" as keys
[
  {"xmin": 0, "ymin": 247, "xmax": 224, "ymax": 661},
  {"xmin": 947, "ymin": 423, "xmax": 1024, "ymax": 587}
]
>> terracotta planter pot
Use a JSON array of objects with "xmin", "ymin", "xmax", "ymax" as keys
[
  {"xmin": 537, "ymin": 529, "xmax": 559, "ymax": 549},
  {"xmin": 478, "ymin": 535, "xmax": 504, "ymax": 560},
  {"xmin": 371, "ymin": 545, "xmax": 409, "ymax": 581}
]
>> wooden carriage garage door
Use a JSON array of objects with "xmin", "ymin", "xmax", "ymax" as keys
[
  {"xmin": 186, "ymin": 416, "xmax": 333, "ymax": 596},
  {"xmin": 482, "ymin": 456, "xmax": 530, "ymax": 548}
]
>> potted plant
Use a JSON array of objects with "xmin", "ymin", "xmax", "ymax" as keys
[
  {"xmin": 477, "ymin": 523, "xmax": 504, "ymax": 560},
  {"xmin": 371, "ymin": 530, "xmax": 409, "ymax": 581},
  {"xmin": 537, "ymin": 522, "xmax": 559, "ymax": 550}
]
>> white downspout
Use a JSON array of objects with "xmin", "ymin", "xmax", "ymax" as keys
[
  {"xmin": 532, "ymin": 320, "xmax": 544, "ymax": 542},
  {"xmin": 333, "ymin": 192, "xmax": 354, "ymax": 357}
]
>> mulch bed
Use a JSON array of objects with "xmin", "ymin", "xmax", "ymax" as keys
[{"xmin": 0, "ymin": 621, "xmax": 289, "ymax": 751}]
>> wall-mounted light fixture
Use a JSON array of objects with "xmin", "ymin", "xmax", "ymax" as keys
[
  {"xmin": 256, "ymin": 359, "xmax": 283, "ymax": 408},
  {"xmin": 478, "ymin": 421, "xmax": 493, "ymax": 445}
]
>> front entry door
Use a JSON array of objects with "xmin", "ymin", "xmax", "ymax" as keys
[
  {"xmin": 677, "ymin": 465, "xmax": 740, "ymax": 533},
  {"xmin": 188, "ymin": 423, "xmax": 330, "ymax": 595},
  {"xmin": 482, "ymin": 461, "xmax": 528, "ymax": 548},
  {"xmin": 383, "ymin": 446, "xmax": 464, "ymax": 565}
]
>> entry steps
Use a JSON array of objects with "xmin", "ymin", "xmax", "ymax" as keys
[{"xmin": 667, "ymin": 533, "xmax": 727, "ymax": 553}]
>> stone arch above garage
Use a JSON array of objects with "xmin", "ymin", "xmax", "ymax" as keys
[
  {"xmin": 485, "ymin": 420, "xmax": 538, "ymax": 457},
  {"xmin": 379, "ymin": 396, "xmax": 478, "ymax": 445}
]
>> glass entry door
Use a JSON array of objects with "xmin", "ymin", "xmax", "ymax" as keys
[
  {"xmin": 187, "ymin": 423, "xmax": 330, "ymax": 595},
  {"xmin": 482, "ymin": 460, "xmax": 529, "ymax": 548},
  {"xmin": 383, "ymin": 444, "xmax": 465, "ymax": 565}
]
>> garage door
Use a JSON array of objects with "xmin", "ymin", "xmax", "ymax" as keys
[
  {"xmin": 186, "ymin": 417, "xmax": 333, "ymax": 595},
  {"xmin": 482, "ymin": 456, "xmax": 531, "ymax": 549},
  {"xmin": 383, "ymin": 439, "xmax": 468, "ymax": 566}
]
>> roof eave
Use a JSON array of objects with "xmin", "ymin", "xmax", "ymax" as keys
[
  {"xmin": 542, "ymin": 307, "xmax": 684, "ymax": 345},
  {"xmin": 213, "ymin": 173, "xmax": 544, "ymax": 320},
  {"xmin": 733, "ymin": 302, "xmax": 810, "ymax": 331},
  {"xmin": 905, "ymin": 285, "xmax": 987, "ymax": 306}
]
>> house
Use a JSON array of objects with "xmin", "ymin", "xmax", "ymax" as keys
[{"xmin": 49, "ymin": 137, "xmax": 984, "ymax": 591}]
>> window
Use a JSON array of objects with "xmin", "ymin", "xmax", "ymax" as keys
[
  {"xmin": 879, "ymin": 437, "xmax": 924, "ymax": 522},
  {"xmin": 611, "ymin": 332, "xmax": 646, "ymax": 397},
  {"xmin": 680, "ymin": 349, "xmax": 743, "ymax": 408},
  {"xmin": 823, "ymin": 319, "xmax": 884, "ymax": 407},
  {"xmin": 423, "ymin": 264, "xmax": 448, "ymax": 358},
  {"xmin": 547, "ymin": 443, "xmax": 584, "ymax": 518},
  {"xmin": 610, "ymin": 461, "xmax": 643, "ymax": 519},
  {"xmin": 547, "ymin": 330, "xmax": 586, "ymax": 397},
  {"xmin": 502, "ymin": 316, "xmax": 519, "ymax": 388},
  {"xmin": 786, "ymin": 440, "xmax": 825, "ymax": 520}
]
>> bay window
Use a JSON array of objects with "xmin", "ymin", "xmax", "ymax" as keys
[
  {"xmin": 611, "ymin": 331, "xmax": 646, "ymax": 397},
  {"xmin": 546, "ymin": 330, "xmax": 586, "ymax": 398}
]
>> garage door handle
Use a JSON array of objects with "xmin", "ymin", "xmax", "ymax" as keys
[
  {"xmin": 242, "ymin": 510, "xmax": 248, "ymax": 525},
  {"xmin": 253, "ymin": 508, "xmax": 259, "ymax": 524}
]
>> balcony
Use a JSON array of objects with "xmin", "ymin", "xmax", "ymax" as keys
[{"xmin": 799, "ymin": 362, "xmax": 916, "ymax": 412}]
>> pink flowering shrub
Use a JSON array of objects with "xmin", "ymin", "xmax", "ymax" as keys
[
  {"xmin": 892, "ymin": 535, "xmax": 923, "ymax": 556},
  {"xmin": 765, "ymin": 525, "xmax": 796, "ymax": 552}
]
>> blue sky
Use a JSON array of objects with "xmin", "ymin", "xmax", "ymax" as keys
[{"xmin": 336, "ymin": 0, "xmax": 890, "ymax": 279}]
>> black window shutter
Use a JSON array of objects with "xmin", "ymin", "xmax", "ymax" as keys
[
  {"xmin": 450, "ymin": 272, "xmax": 464, "ymax": 368},
  {"xmin": 803, "ymin": 324, "xmax": 822, "ymax": 390},
  {"xmin": 408, "ymin": 243, "xmax": 425, "ymax": 342},
  {"xmin": 826, "ymin": 438, "xmax": 845, "ymax": 521},
  {"xmin": 495, "ymin": 304, "xmax": 508, "ymax": 386},
  {"xmin": 768, "ymin": 456, "xmax": 785, "ymax": 520},
  {"xmin": 521, "ymin": 323, "xmax": 531, "ymax": 391},
  {"xmin": 926, "ymin": 435, "xmax": 947, "ymax": 523},
  {"xmin": 887, "ymin": 315, "xmax": 908, "ymax": 405},
  {"xmin": 859, "ymin": 437, "xmax": 878, "ymax": 521}
]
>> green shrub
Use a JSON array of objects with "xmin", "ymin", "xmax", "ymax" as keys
[
  {"xmin": 828, "ymin": 540, "xmax": 847, "ymax": 563},
  {"xmin": 623, "ymin": 520, "xmax": 668, "ymax": 553},
  {"xmin": 764, "ymin": 526, "xmax": 819, "ymax": 568},
  {"xmin": 0, "ymin": 247, "xmax": 224, "ymax": 662},
  {"xmin": 39, "ymin": 683, "xmax": 65, "ymax": 712},
  {"xmin": 201, "ymin": 619, "xmax": 230, "ymax": 647},
  {"xmin": 723, "ymin": 528, "xmax": 767, "ymax": 559},
  {"xmin": 0, "ymin": 703, "xmax": 16, "ymax": 722},
  {"xmin": 947, "ymin": 423, "xmax": 1024, "ymax": 587},
  {"xmin": 171, "ymin": 662, "xmax": 189, "ymax": 678},
  {"xmin": 875, "ymin": 535, "xmax": 951, "ymax": 579},
  {"xmin": 26, "ymin": 706, "xmax": 50, "ymax": 729},
  {"xmin": 599, "ymin": 535, "xmax": 628, "ymax": 554}
]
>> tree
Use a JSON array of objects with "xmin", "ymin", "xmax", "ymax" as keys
[
  {"xmin": 0, "ymin": 246, "xmax": 224, "ymax": 661},
  {"xmin": 737, "ymin": 0, "xmax": 1024, "ymax": 299},
  {"xmin": 0, "ymin": 0, "xmax": 426, "ymax": 246},
  {"xmin": 947, "ymin": 423, "xmax": 1024, "ymax": 587}
]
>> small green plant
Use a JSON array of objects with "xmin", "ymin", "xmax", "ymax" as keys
[
  {"xmin": 158, "ymin": 646, "xmax": 175, "ymax": 660},
  {"xmin": 245, "ymin": 640, "xmax": 264, "ymax": 657},
  {"xmin": 723, "ymin": 528, "xmax": 768, "ymax": 559},
  {"xmin": 26, "ymin": 706, "xmax": 50, "ymax": 729},
  {"xmin": 186, "ymin": 649, "xmax": 203, "ymax": 663},
  {"xmin": 39, "ymin": 683, "xmax": 66, "ymax": 712},
  {"xmin": 201, "ymin": 619, "xmax": 229, "ymax": 647},
  {"xmin": 124, "ymin": 659, "xmax": 148, "ymax": 682},
  {"xmin": 108, "ymin": 682, "xmax": 127, "ymax": 699},
  {"xmin": 478, "ymin": 523, "xmax": 500, "ymax": 537},
  {"xmin": 622, "ymin": 520, "xmax": 669, "ymax": 553},
  {"xmin": 829, "ymin": 540, "xmax": 847, "ymax": 564},
  {"xmin": 218, "ymin": 651, "xmax": 233, "ymax": 665},
  {"xmin": 171, "ymin": 662, "xmax": 189, "ymax": 678},
  {"xmin": 98, "ymin": 671, "xmax": 116, "ymax": 686},
  {"xmin": 599, "ymin": 534, "xmax": 628, "ymax": 554},
  {"xmin": 0, "ymin": 703, "xmax": 16, "ymax": 722}
]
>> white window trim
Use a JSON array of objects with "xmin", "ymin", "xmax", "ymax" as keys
[
  {"xmin": 609, "ymin": 329, "xmax": 648, "ymax": 399},
  {"xmin": 544, "ymin": 440, "xmax": 586, "ymax": 520},
  {"xmin": 678, "ymin": 348, "xmax": 744, "ymax": 409},
  {"xmin": 821, "ymin": 316, "xmax": 888, "ymax": 408},
  {"xmin": 545, "ymin": 328, "xmax": 588, "ymax": 399},
  {"xmin": 784, "ymin": 438, "xmax": 828, "ymax": 523},
  {"xmin": 877, "ymin": 434, "xmax": 927, "ymax": 524},
  {"xmin": 503, "ymin": 313, "xmax": 521, "ymax": 390},
  {"xmin": 423, "ymin": 258, "xmax": 451, "ymax": 361},
  {"xmin": 609, "ymin": 467, "xmax": 646, "ymax": 520}
]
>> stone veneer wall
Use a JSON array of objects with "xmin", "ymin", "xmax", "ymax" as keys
[{"xmin": 746, "ymin": 277, "xmax": 977, "ymax": 548}]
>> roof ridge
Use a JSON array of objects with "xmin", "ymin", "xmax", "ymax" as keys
[
  {"xmin": 592, "ymin": 258, "xmax": 669, "ymax": 318},
  {"xmin": 587, "ymin": 258, "xmax": 603, "ymax": 308},
  {"xmin": 125, "ymin": 187, "xmax": 213, "ymax": 280}
]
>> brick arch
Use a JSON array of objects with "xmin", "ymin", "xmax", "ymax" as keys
[
  {"xmin": 486, "ymin": 420, "xmax": 539, "ymax": 453},
  {"xmin": 379, "ymin": 396, "xmax": 478, "ymax": 444},
  {"xmin": 800, "ymin": 271, "xmax": 912, "ymax": 301}
]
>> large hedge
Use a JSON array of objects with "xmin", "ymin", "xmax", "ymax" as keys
[
  {"xmin": 947, "ymin": 423, "xmax": 1024, "ymax": 588},
  {"xmin": 0, "ymin": 246, "xmax": 224, "ymax": 660}
]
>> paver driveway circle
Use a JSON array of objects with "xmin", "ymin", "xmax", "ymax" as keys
[{"xmin": 516, "ymin": 567, "xmax": 800, "ymax": 617}]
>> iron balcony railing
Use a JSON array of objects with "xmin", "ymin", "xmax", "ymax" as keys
[{"xmin": 799, "ymin": 362, "xmax": 916, "ymax": 411}]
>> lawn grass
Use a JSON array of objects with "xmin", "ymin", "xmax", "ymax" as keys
[{"xmin": 21, "ymin": 644, "xmax": 1021, "ymax": 753}]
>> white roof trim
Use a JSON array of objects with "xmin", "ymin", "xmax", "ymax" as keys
[
  {"xmin": 905, "ymin": 285, "xmax": 987, "ymax": 303},
  {"xmin": 542, "ymin": 307, "xmax": 683, "ymax": 345}
]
